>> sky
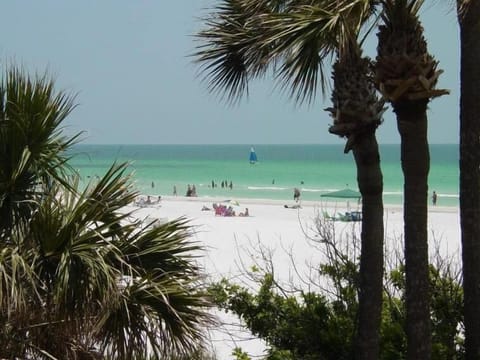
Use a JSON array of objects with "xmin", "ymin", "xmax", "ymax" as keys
[{"xmin": 0, "ymin": 1, "xmax": 459, "ymax": 145}]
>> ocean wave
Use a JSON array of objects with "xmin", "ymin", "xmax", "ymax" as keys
[
  {"xmin": 382, "ymin": 191, "xmax": 459, "ymax": 198},
  {"xmin": 436, "ymin": 193, "xmax": 459, "ymax": 198},
  {"xmin": 301, "ymin": 188, "xmax": 325, "ymax": 193},
  {"xmin": 248, "ymin": 186, "xmax": 287, "ymax": 191},
  {"xmin": 248, "ymin": 186, "xmax": 335, "ymax": 193}
]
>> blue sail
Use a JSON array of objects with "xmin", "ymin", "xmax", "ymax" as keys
[{"xmin": 249, "ymin": 147, "xmax": 258, "ymax": 164}]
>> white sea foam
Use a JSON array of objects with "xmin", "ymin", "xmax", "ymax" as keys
[{"xmin": 247, "ymin": 186, "xmax": 287, "ymax": 191}]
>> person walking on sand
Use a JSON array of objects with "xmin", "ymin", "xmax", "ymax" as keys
[{"xmin": 432, "ymin": 190, "xmax": 437, "ymax": 206}]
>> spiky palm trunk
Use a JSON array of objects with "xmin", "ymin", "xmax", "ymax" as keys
[
  {"xmin": 376, "ymin": 1, "xmax": 448, "ymax": 359},
  {"xmin": 351, "ymin": 134, "xmax": 384, "ymax": 360},
  {"xmin": 458, "ymin": 1, "xmax": 480, "ymax": 358},
  {"xmin": 395, "ymin": 98, "xmax": 431, "ymax": 359},
  {"xmin": 328, "ymin": 48, "xmax": 385, "ymax": 360}
]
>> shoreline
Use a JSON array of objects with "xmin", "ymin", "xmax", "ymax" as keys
[{"xmin": 145, "ymin": 194, "xmax": 460, "ymax": 214}]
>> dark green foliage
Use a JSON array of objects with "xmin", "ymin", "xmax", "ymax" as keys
[
  {"xmin": 233, "ymin": 347, "xmax": 253, "ymax": 360},
  {"xmin": 209, "ymin": 274, "xmax": 353, "ymax": 360},
  {"xmin": 430, "ymin": 265, "xmax": 464, "ymax": 359},
  {"xmin": 209, "ymin": 249, "xmax": 360, "ymax": 360}
]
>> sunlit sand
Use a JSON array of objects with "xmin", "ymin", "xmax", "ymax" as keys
[{"xmin": 126, "ymin": 195, "xmax": 460, "ymax": 358}]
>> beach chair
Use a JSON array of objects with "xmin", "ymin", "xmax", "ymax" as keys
[
  {"xmin": 214, "ymin": 204, "xmax": 225, "ymax": 216},
  {"xmin": 134, "ymin": 197, "xmax": 146, "ymax": 207},
  {"xmin": 350, "ymin": 211, "xmax": 362, "ymax": 221},
  {"xmin": 335, "ymin": 212, "xmax": 350, "ymax": 222},
  {"xmin": 322, "ymin": 211, "xmax": 333, "ymax": 220}
]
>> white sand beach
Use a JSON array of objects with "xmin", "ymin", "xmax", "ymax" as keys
[{"xmin": 127, "ymin": 196, "xmax": 461, "ymax": 359}]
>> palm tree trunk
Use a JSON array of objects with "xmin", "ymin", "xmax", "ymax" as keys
[
  {"xmin": 352, "ymin": 131, "xmax": 384, "ymax": 360},
  {"xmin": 394, "ymin": 99, "xmax": 431, "ymax": 360},
  {"xmin": 458, "ymin": 2, "xmax": 480, "ymax": 358}
]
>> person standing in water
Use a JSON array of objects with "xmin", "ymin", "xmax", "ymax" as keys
[
  {"xmin": 432, "ymin": 190, "xmax": 437, "ymax": 206},
  {"xmin": 293, "ymin": 188, "xmax": 301, "ymax": 202}
]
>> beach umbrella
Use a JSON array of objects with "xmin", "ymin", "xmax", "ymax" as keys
[
  {"xmin": 320, "ymin": 188, "xmax": 362, "ymax": 199},
  {"xmin": 224, "ymin": 199, "xmax": 240, "ymax": 206}
]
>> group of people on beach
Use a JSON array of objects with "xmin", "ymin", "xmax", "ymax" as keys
[{"xmin": 212, "ymin": 203, "xmax": 249, "ymax": 217}]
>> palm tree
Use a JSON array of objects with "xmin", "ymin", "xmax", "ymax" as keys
[
  {"xmin": 457, "ymin": 1, "xmax": 480, "ymax": 358},
  {"xmin": 327, "ymin": 39, "xmax": 386, "ymax": 360},
  {"xmin": 0, "ymin": 68, "xmax": 212, "ymax": 359},
  {"xmin": 375, "ymin": 1, "xmax": 449, "ymax": 358},
  {"xmin": 194, "ymin": 1, "xmax": 386, "ymax": 358}
]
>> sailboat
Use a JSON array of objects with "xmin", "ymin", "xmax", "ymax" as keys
[{"xmin": 249, "ymin": 147, "xmax": 258, "ymax": 164}]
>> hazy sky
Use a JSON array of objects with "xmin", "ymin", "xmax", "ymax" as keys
[{"xmin": 0, "ymin": 1, "xmax": 459, "ymax": 145}]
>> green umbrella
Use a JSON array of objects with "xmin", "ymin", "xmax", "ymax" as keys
[{"xmin": 320, "ymin": 188, "xmax": 361, "ymax": 199}]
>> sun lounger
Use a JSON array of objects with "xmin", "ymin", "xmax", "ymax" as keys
[
  {"xmin": 335, "ymin": 211, "xmax": 362, "ymax": 222},
  {"xmin": 323, "ymin": 210, "xmax": 362, "ymax": 222},
  {"xmin": 322, "ymin": 211, "xmax": 333, "ymax": 219},
  {"xmin": 214, "ymin": 204, "xmax": 227, "ymax": 216}
]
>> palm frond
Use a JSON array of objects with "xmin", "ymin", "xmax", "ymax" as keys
[
  {"xmin": 0, "ymin": 230, "xmax": 41, "ymax": 312},
  {"xmin": 0, "ymin": 66, "xmax": 81, "ymax": 232},
  {"xmin": 117, "ymin": 217, "xmax": 197, "ymax": 273},
  {"xmin": 194, "ymin": 0, "xmax": 380, "ymax": 105},
  {"xmin": 457, "ymin": 0, "xmax": 473, "ymax": 20},
  {"xmin": 96, "ymin": 274, "xmax": 212, "ymax": 359},
  {"xmin": 194, "ymin": 0, "xmax": 255, "ymax": 104},
  {"xmin": 379, "ymin": 0, "xmax": 426, "ymax": 26},
  {"xmin": 28, "ymin": 163, "xmax": 137, "ymax": 316}
]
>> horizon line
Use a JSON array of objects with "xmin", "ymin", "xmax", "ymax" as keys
[{"xmin": 74, "ymin": 142, "xmax": 459, "ymax": 146}]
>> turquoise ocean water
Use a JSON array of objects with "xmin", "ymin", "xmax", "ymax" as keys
[{"xmin": 68, "ymin": 144, "xmax": 459, "ymax": 207}]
